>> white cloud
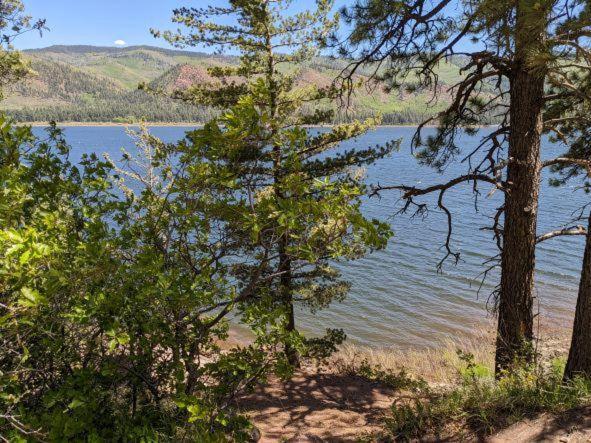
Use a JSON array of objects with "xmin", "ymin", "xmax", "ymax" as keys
[{"xmin": 114, "ymin": 40, "xmax": 126, "ymax": 46}]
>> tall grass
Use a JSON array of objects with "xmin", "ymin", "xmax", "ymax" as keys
[{"xmin": 331, "ymin": 327, "xmax": 495, "ymax": 385}]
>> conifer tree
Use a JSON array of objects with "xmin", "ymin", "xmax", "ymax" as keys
[
  {"xmin": 339, "ymin": 0, "xmax": 591, "ymax": 373},
  {"xmin": 156, "ymin": 0, "xmax": 394, "ymax": 365}
]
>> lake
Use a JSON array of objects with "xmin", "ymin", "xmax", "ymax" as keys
[{"xmin": 34, "ymin": 125, "xmax": 588, "ymax": 349}]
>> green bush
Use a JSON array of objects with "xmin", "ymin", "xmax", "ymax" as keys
[{"xmin": 0, "ymin": 116, "xmax": 286, "ymax": 440}]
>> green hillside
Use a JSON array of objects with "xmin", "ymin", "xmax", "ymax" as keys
[{"xmin": 1, "ymin": 45, "xmax": 464, "ymax": 124}]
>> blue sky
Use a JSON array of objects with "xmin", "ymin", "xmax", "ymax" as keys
[{"xmin": 15, "ymin": 0, "xmax": 348, "ymax": 51}]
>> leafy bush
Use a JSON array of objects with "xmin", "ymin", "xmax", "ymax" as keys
[{"xmin": 0, "ymin": 116, "xmax": 289, "ymax": 440}]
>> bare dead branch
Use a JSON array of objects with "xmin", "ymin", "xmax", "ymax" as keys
[
  {"xmin": 536, "ymin": 225, "xmax": 587, "ymax": 243},
  {"xmin": 371, "ymin": 173, "xmax": 505, "ymax": 198}
]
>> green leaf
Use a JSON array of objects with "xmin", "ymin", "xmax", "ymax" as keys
[
  {"xmin": 18, "ymin": 287, "xmax": 45, "ymax": 308},
  {"xmin": 67, "ymin": 398, "xmax": 85, "ymax": 410},
  {"xmin": 18, "ymin": 249, "xmax": 31, "ymax": 264}
]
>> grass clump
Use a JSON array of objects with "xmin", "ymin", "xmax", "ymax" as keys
[
  {"xmin": 332, "ymin": 327, "xmax": 495, "ymax": 385},
  {"xmin": 383, "ymin": 352, "xmax": 591, "ymax": 441},
  {"xmin": 336, "ymin": 356, "xmax": 428, "ymax": 392}
]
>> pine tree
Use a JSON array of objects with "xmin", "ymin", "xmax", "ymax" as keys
[
  {"xmin": 339, "ymin": 0, "xmax": 591, "ymax": 373},
  {"xmin": 156, "ymin": 0, "xmax": 394, "ymax": 366}
]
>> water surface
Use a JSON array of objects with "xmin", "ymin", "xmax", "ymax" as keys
[{"xmin": 36, "ymin": 125, "xmax": 587, "ymax": 348}]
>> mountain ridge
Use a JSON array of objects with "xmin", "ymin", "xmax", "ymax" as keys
[
  {"xmin": 3, "ymin": 45, "xmax": 459, "ymax": 124},
  {"xmin": 24, "ymin": 44, "xmax": 212, "ymax": 58}
]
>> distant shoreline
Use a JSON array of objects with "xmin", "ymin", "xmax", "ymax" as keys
[
  {"xmin": 22, "ymin": 122, "xmax": 204, "ymax": 128},
  {"xmin": 20, "ymin": 121, "xmax": 465, "ymax": 129}
]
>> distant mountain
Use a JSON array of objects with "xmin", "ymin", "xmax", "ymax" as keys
[{"xmin": 1, "ymin": 45, "xmax": 463, "ymax": 124}]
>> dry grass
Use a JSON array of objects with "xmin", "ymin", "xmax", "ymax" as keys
[
  {"xmin": 330, "ymin": 327, "xmax": 496, "ymax": 385},
  {"xmin": 328, "ymin": 317, "xmax": 572, "ymax": 386}
]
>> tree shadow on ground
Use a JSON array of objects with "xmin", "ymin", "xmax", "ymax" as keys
[
  {"xmin": 237, "ymin": 367, "xmax": 591, "ymax": 442},
  {"xmin": 485, "ymin": 405, "xmax": 591, "ymax": 442},
  {"xmin": 237, "ymin": 368, "xmax": 397, "ymax": 442}
]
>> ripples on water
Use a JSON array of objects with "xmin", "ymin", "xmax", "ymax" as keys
[{"xmin": 39, "ymin": 125, "xmax": 587, "ymax": 349}]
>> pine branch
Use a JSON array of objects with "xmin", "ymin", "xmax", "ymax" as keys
[{"xmin": 542, "ymin": 157, "xmax": 591, "ymax": 175}]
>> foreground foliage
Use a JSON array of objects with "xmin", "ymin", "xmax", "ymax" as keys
[{"xmin": 0, "ymin": 115, "xmax": 285, "ymax": 440}]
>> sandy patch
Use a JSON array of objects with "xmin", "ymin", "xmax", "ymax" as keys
[{"xmin": 237, "ymin": 366, "xmax": 394, "ymax": 442}]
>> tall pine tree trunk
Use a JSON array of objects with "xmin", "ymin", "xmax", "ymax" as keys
[
  {"xmin": 279, "ymin": 237, "xmax": 299, "ymax": 367},
  {"xmin": 495, "ymin": 2, "xmax": 545, "ymax": 373},
  {"xmin": 263, "ymin": 19, "xmax": 299, "ymax": 367},
  {"xmin": 564, "ymin": 211, "xmax": 591, "ymax": 380}
]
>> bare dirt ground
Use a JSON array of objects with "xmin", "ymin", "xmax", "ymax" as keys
[
  {"xmin": 490, "ymin": 407, "xmax": 591, "ymax": 443},
  {"xmin": 239, "ymin": 368, "xmax": 591, "ymax": 442},
  {"xmin": 237, "ymin": 366, "xmax": 394, "ymax": 442},
  {"xmin": 238, "ymin": 365, "xmax": 591, "ymax": 442}
]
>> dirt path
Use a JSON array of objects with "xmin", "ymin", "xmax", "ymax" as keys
[
  {"xmin": 237, "ymin": 367, "xmax": 394, "ymax": 442},
  {"xmin": 489, "ymin": 407, "xmax": 591, "ymax": 443},
  {"xmin": 236, "ymin": 327, "xmax": 585, "ymax": 442}
]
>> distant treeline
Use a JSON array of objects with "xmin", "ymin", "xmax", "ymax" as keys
[
  {"xmin": 5, "ymin": 59, "xmax": 217, "ymax": 122},
  {"xmin": 6, "ymin": 95, "xmax": 217, "ymax": 123},
  {"xmin": 7, "ymin": 106, "xmax": 439, "ymax": 125}
]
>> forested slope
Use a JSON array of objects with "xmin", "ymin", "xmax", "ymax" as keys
[{"xmin": 2, "ymin": 45, "xmax": 463, "ymax": 123}]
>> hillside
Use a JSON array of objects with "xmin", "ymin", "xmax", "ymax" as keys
[{"xmin": 1, "ymin": 45, "xmax": 463, "ymax": 124}]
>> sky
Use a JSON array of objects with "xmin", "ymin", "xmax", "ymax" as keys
[{"xmin": 15, "ymin": 0, "xmax": 349, "ymax": 51}]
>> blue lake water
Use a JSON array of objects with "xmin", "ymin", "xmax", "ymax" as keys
[{"xmin": 35, "ymin": 125, "xmax": 588, "ymax": 349}]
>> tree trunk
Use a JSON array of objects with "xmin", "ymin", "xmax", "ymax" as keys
[
  {"xmin": 279, "ymin": 237, "xmax": 299, "ymax": 367},
  {"xmin": 265, "ymin": 23, "xmax": 298, "ymax": 367},
  {"xmin": 564, "ymin": 211, "xmax": 591, "ymax": 380},
  {"xmin": 284, "ymin": 293, "xmax": 298, "ymax": 367},
  {"xmin": 495, "ymin": 4, "xmax": 545, "ymax": 373}
]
